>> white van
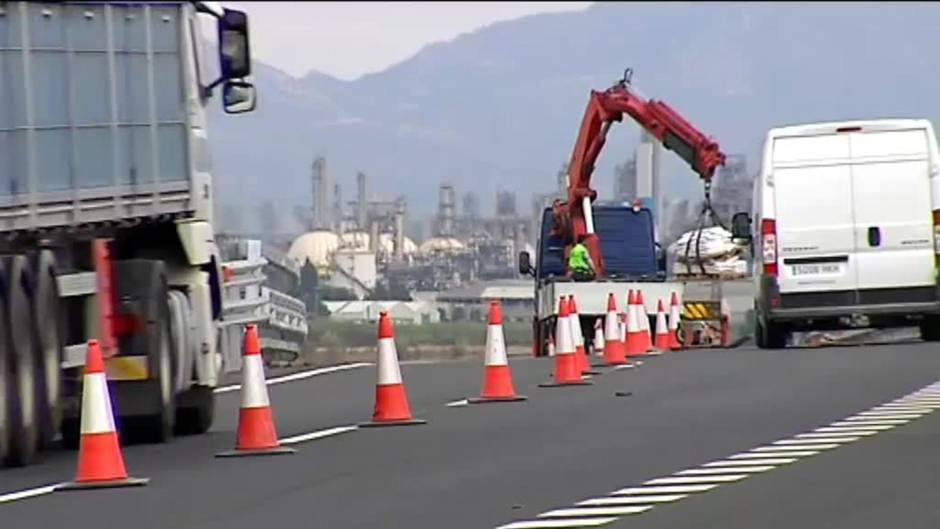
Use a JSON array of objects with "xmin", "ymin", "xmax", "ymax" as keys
[{"xmin": 731, "ymin": 119, "xmax": 940, "ymax": 348}]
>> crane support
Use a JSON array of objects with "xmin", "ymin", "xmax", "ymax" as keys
[{"xmin": 553, "ymin": 72, "xmax": 727, "ymax": 277}]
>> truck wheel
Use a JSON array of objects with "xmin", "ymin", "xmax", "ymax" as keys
[
  {"xmin": 756, "ymin": 316, "xmax": 787, "ymax": 349},
  {"xmin": 175, "ymin": 385, "xmax": 215, "ymax": 435},
  {"xmin": 919, "ymin": 315, "xmax": 940, "ymax": 342},
  {"xmin": 116, "ymin": 260, "xmax": 176, "ymax": 444},
  {"xmin": 0, "ymin": 271, "xmax": 9, "ymax": 463},
  {"xmin": 4, "ymin": 255, "xmax": 39, "ymax": 466},
  {"xmin": 30, "ymin": 250, "xmax": 63, "ymax": 448}
]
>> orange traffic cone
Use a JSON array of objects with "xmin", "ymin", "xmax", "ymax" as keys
[
  {"xmin": 360, "ymin": 312, "xmax": 427, "ymax": 426},
  {"xmin": 654, "ymin": 299, "xmax": 673, "ymax": 351},
  {"xmin": 668, "ymin": 291, "xmax": 683, "ymax": 350},
  {"xmin": 469, "ymin": 301, "xmax": 527, "ymax": 403},
  {"xmin": 636, "ymin": 290, "xmax": 656, "ymax": 354},
  {"xmin": 624, "ymin": 290, "xmax": 646, "ymax": 357},
  {"xmin": 217, "ymin": 325, "xmax": 295, "ymax": 457},
  {"xmin": 540, "ymin": 297, "xmax": 591, "ymax": 387},
  {"xmin": 56, "ymin": 340, "xmax": 149, "ymax": 490},
  {"xmin": 603, "ymin": 293, "xmax": 627, "ymax": 366},
  {"xmin": 569, "ymin": 296, "xmax": 600, "ymax": 375}
]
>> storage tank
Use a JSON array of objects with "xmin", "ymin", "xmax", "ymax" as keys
[{"xmin": 287, "ymin": 230, "xmax": 340, "ymax": 270}]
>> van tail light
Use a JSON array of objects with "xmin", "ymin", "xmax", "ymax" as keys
[
  {"xmin": 933, "ymin": 210, "xmax": 940, "ymax": 256},
  {"xmin": 761, "ymin": 219, "xmax": 778, "ymax": 276}
]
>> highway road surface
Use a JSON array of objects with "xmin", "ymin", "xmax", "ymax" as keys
[{"xmin": 3, "ymin": 342, "xmax": 940, "ymax": 528}]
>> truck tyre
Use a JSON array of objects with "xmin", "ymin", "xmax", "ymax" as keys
[
  {"xmin": 116, "ymin": 260, "xmax": 176, "ymax": 444},
  {"xmin": 919, "ymin": 315, "xmax": 940, "ymax": 342},
  {"xmin": 756, "ymin": 316, "xmax": 787, "ymax": 349},
  {"xmin": 29, "ymin": 250, "xmax": 63, "ymax": 448},
  {"xmin": 0, "ymin": 264, "xmax": 9, "ymax": 463},
  {"xmin": 4, "ymin": 255, "xmax": 39, "ymax": 466},
  {"xmin": 175, "ymin": 385, "xmax": 215, "ymax": 435}
]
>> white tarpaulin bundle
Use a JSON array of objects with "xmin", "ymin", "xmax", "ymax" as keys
[{"xmin": 669, "ymin": 226, "xmax": 749, "ymax": 277}]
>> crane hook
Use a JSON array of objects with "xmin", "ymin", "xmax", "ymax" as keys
[{"xmin": 621, "ymin": 68, "xmax": 634, "ymax": 86}]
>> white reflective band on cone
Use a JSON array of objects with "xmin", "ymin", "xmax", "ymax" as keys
[
  {"xmin": 80, "ymin": 373, "xmax": 116, "ymax": 434},
  {"xmin": 555, "ymin": 313, "xmax": 575, "ymax": 355},
  {"xmin": 570, "ymin": 312, "xmax": 584, "ymax": 347},
  {"xmin": 594, "ymin": 325, "xmax": 605, "ymax": 352},
  {"xmin": 241, "ymin": 354, "xmax": 271, "ymax": 408},
  {"xmin": 656, "ymin": 309, "xmax": 668, "ymax": 334},
  {"xmin": 627, "ymin": 303, "xmax": 639, "ymax": 332},
  {"xmin": 485, "ymin": 324, "xmax": 509, "ymax": 366},
  {"xmin": 638, "ymin": 303, "xmax": 650, "ymax": 331},
  {"xmin": 668, "ymin": 302, "xmax": 680, "ymax": 331},
  {"xmin": 605, "ymin": 311, "xmax": 620, "ymax": 341},
  {"xmin": 376, "ymin": 337, "xmax": 404, "ymax": 385}
]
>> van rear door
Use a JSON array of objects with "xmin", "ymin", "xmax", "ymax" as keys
[
  {"xmin": 848, "ymin": 129, "xmax": 934, "ymax": 292},
  {"xmin": 772, "ymin": 134, "xmax": 858, "ymax": 293}
]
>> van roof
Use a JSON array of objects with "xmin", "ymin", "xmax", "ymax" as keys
[{"xmin": 768, "ymin": 118, "xmax": 934, "ymax": 140}]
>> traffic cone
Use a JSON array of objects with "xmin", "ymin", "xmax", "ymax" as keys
[
  {"xmin": 217, "ymin": 325, "xmax": 296, "ymax": 456},
  {"xmin": 636, "ymin": 290, "xmax": 656, "ymax": 353},
  {"xmin": 569, "ymin": 296, "xmax": 600, "ymax": 375},
  {"xmin": 360, "ymin": 312, "xmax": 427, "ymax": 427},
  {"xmin": 624, "ymin": 290, "xmax": 646, "ymax": 357},
  {"xmin": 540, "ymin": 297, "xmax": 591, "ymax": 387},
  {"xmin": 469, "ymin": 300, "xmax": 527, "ymax": 403},
  {"xmin": 654, "ymin": 299, "xmax": 673, "ymax": 351},
  {"xmin": 668, "ymin": 291, "xmax": 683, "ymax": 350},
  {"xmin": 56, "ymin": 340, "xmax": 149, "ymax": 490},
  {"xmin": 592, "ymin": 318, "xmax": 605, "ymax": 357},
  {"xmin": 602, "ymin": 293, "xmax": 627, "ymax": 366}
]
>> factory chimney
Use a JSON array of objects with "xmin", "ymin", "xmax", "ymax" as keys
[
  {"xmin": 311, "ymin": 156, "xmax": 330, "ymax": 230},
  {"xmin": 394, "ymin": 197, "xmax": 406, "ymax": 262},
  {"xmin": 356, "ymin": 171, "xmax": 368, "ymax": 231},
  {"xmin": 437, "ymin": 184, "xmax": 456, "ymax": 237}
]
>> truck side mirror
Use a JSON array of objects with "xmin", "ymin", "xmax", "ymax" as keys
[
  {"xmin": 518, "ymin": 251, "xmax": 535, "ymax": 277},
  {"xmin": 218, "ymin": 9, "xmax": 251, "ymax": 79},
  {"xmin": 223, "ymin": 80, "xmax": 257, "ymax": 114},
  {"xmin": 731, "ymin": 212, "xmax": 752, "ymax": 241}
]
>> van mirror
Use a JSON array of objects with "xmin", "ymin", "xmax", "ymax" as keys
[
  {"xmin": 518, "ymin": 251, "xmax": 535, "ymax": 277},
  {"xmin": 731, "ymin": 212, "xmax": 752, "ymax": 241},
  {"xmin": 218, "ymin": 9, "xmax": 251, "ymax": 79},
  {"xmin": 222, "ymin": 80, "xmax": 257, "ymax": 114}
]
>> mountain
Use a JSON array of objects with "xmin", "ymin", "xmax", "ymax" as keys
[{"xmin": 208, "ymin": 2, "xmax": 940, "ymax": 234}]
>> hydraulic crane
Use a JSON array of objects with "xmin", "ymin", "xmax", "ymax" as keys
[{"xmin": 552, "ymin": 69, "xmax": 728, "ymax": 278}]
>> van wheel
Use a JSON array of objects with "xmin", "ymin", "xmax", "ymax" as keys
[
  {"xmin": 4, "ymin": 255, "xmax": 39, "ymax": 466},
  {"xmin": 919, "ymin": 315, "xmax": 940, "ymax": 342},
  {"xmin": 175, "ymin": 385, "xmax": 215, "ymax": 436},
  {"xmin": 756, "ymin": 317, "xmax": 787, "ymax": 349}
]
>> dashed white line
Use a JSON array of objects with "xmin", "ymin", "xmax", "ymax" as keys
[
  {"xmin": 214, "ymin": 362, "xmax": 372, "ymax": 394},
  {"xmin": 831, "ymin": 420, "xmax": 907, "ymax": 427},
  {"xmin": 645, "ymin": 475, "xmax": 748, "ymax": 485},
  {"xmin": 279, "ymin": 425, "xmax": 358, "ymax": 445},
  {"xmin": 796, "ymin": 431, "xmax": 876, "ymax": 439},
  {"xmin": 0, "ymin": 484, "xmax": 58, "ymax": 504},
  {"xmin": 539, "ymin": 506, "xmax": 652, "ymax": 517},
  {"xmin": 845, "ymin": 414, "xmax": 922, "ymax": 421},
  {"xmin": 445, "ymin": 399, "xmax": 470, "ymax": 408},
  {"xmin": 730, "ymin": 450, "xmax": 820, "ymax": 458},
  {"xmin": 496, "ymin": 518, "xmax": 618, "ymax": 529},
  {"xmin": 859, "ymin": 410, "xmax": 930, "ymax": 417},
  {"xmin": 773, "ymin": 437, "xmax": 859, "ymax": 445},
  {"xmin": 705, "ymin": 458, "xmax": 797, "ymax": 466},
  {"xmin": 613, "ymin": 485, "xmax": 717, "ymax": 495},
  {"xmin": 578, "ymin": 495, "xmax": 686, "ymax": 506},
  {"xmin": 678, "ymin": 466, "xmax": 774, "ymax": 475},
  {"xmin": 814, "ymin": 427, "xmax": 887, "ymax": 434},
  {"xmin": 754, "ymin": 444, "xmax": 839, "ymax": 451}
]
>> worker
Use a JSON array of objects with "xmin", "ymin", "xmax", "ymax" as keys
[{"xmin": 567, "ymin": 234, "xmax": 596, "ymax": 281}]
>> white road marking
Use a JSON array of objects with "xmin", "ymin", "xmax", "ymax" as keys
[
  {"xmin": 871, "ymin": 406, "xmax": 936, "ymax": 412},
  {"xmin": 496, "ymin": 518, "xmax": 618, "ymax": 529},
  {"xmin": 831, "ymin": 420, "xmax": 907, "ymax": 427},
  {"xmin": 706, "ymin": 458, "xmax": 797, "ymax": 466},
  {"xmin": 613, "ymin": 364, "xmax": 635, "ymax": 371},
  {"xmin": 731, "ymin": 451, "xmax": 820, "ymax": 458},
  {"xmin": 645, "ymin": 475, "xmax": 748, "ymax": 485},
  {"xmin": 859, "ymin": 410, "xmax": 930, "ymax": 417},
  {"xmin": 0, "ymin": 485, "xmax": 58, "ymax": 504},
  {"xmin": 754, "ymin": 444, "xmax": 839, "ymax": 451},
  {"xmin": 613, "ymin": 485, "xmax": 717, "ymax": 495},
  {"xmin": 773, "ymin": 437, "xmax": 858, "ymax": 445},
  {"xmin": 279, "ymin": 425, "xmax": 358, "ymax": 445},
  {"xmin": 214, "ymin": 362, "xmax": 372, "ymax": 394},
  {"xmin": 845, "ymin": 414, "xmax": 922, "ymax": 421},
  {"xmin": 815, "ymin": 426, "xmax": 889, "ymax": 433},
  {"xmin": 796, "ymin": 431, "xmax": 876, "ymax": 438},
  {"xmin": 678, "ymin": 466, "xmax": 774, "ymax": 475},
  {"xmin": 539, "ymin": 506, "xmax": 652, "ymax": 517},
  {"xmin": 578, "ymin": 495, "xmax": 686, "ymax": 506},
  {"xmin": 446, "ymin": 399, "xmax": 470, "ymax": 408}
]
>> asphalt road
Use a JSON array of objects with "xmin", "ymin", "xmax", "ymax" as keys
[{"xmin": 2, "ymin": 342, "xmax": 940, "ymax": 529}]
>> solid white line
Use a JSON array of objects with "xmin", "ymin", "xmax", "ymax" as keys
[
  {"xmin": 496, "ymin": 518, "xmax": 618, "ymax": 529},
  {"xmin": 754, "ymin": 444, "xmax": 839, "ymax": 451},
  {"xmin": 831, "ymin": 420, "xmax": 907, "ymax": 427},
  {"xmin": 0, "ymin": 484, "xmax": 58, "ymax": 504},
  {"xmin": 706, "ymin": 458, "xmax": 797, "ymax": 466},
  {"xmin": 279, "ymin": 425, "xmax": 358, "ymax": 445},
  {"xmin": 539, "ymin": 506, "xmax": 652, "ymax": 518},
  {"xmin": 796, "ymin": 432, "xmax": 875, "ymax": 439},
  {"xmin": 773, "ymin": 437, "xmax": 858, "ymax": 445},
  {"xmin": 613, "ymin": 485, "xmax": 717, "ymax": 495},
  {"xmin": 446, "ymin": 399, "xmax": 470, "ymax": 408},
  {"xmin": 578, "ymin": 495, "xmax": 686, "ymax": 506},
  {"xmin": 645, "ymin": 475, "xmax": 748, "ymax": 485},
  {"xmin": 731, "ymin": 451, "xmax": 820, "ymax": 458},
  {"xmin": 678, "ymin": 466, "xmax": 774, "ymax": 475},
  {"xmin": 214, "ymin": 362, "xmax": 372, "ymax": 394}
]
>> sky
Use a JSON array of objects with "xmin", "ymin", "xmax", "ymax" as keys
[{"xmin": 226, "ymin": 2, "xmax": 594, "ymax": 80}]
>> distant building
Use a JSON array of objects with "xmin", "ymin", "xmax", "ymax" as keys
[
  {"xmin": 322, "ymin": 300, "xmax": 439, "ymax": 325},
  {"xmin": 435, "ymin": 279, "xmax": 534, "ymax": 322}
]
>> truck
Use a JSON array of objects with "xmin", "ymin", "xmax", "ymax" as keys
[
  {"xmin": 519, "ymin": 71, "xmax": 733, "ymax": 355},
  {"xmin": 0, "ymin": 1, "xmax": 257, "ymax": 467}
]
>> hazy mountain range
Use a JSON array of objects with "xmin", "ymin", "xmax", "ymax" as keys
[{"xmin": 208, "ymin": 2, "xmax": 940, "ymax": 235}]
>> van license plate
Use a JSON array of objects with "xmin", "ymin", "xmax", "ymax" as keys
[{"xmin": 792, "ymin": 263, "xmax": 841, "ymax": 276}]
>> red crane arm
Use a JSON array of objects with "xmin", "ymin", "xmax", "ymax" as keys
[{"xmin": 553, "ymin": 76, "xmax": 727, "ymax": 278}]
